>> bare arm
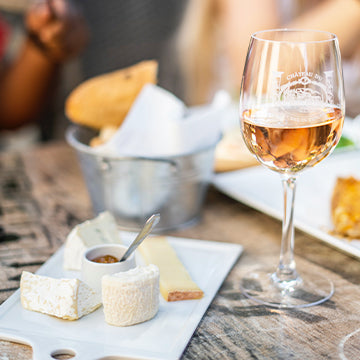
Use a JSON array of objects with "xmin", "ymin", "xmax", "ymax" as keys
[
  {"xmin": 0, "ymin": 39, "xmax": 59, "ymax": 129},
  {"xmin": 176, "ymin": 0, "xmax": 280, "ymax": 105},
  {"xmin": 218, "ymin": 0, "xmax": 360, "ymax": 89},
  {"xmin": 287, "ymin": 0, "xmax": 360, "ymax": 59},
  {"xmin": 0, "ymin": 0, "xmax": 88, "ymax": 130},
  {"xmin": 217, "ymin": 0, "xmax": 281, "ymax": 84}
]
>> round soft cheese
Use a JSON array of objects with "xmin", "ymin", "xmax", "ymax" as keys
[{"xmin": 102, "ymin": 264, "xmax": 160, "ymax": 326}]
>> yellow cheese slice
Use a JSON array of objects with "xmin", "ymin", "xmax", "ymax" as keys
[{"xmin": 138, "ymin": 236, "xmax": 203, "ymax": 301}]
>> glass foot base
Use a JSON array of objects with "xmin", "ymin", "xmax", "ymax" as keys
[
  {"xmin": 339, "ymin": 328, "xmax": 360, "ymax": 360},
  {"xmin": 240, "ymin": 267, "xmax": 334, "ymax": 309}
]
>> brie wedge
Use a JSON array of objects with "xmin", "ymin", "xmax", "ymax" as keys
[
  {"xmin": 63, "ymin": 211, "xmax": 122, "ymax": 270},
  {"xmin": 20, "ymin": 271, "xmax": 101, "ymax": 320},
  {"xmin": 102, "ymin": 265, "xmax": 159, "ymax": 326}
]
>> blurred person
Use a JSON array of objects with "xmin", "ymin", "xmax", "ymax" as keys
[
  {"xmin": 176, "ymin": 0, "xmax": 360, "ymax": 116},
  {"xmin": 286, "ymin": 0, "xmax": 360, "ymax": 117},
  {"xmin": 176, "ymin": 0, "xmax": 280, "ymax": 106},
  {"xmin": 0, "ymin": 0, "xmax": 88, "ymax": 149},
  {"xmin": 79, "ymin": 0, "xmax": 187, "ymax": 99}
]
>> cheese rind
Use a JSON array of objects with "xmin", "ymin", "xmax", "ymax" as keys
[
  {"xmin": 138, "ymin": 236, "xmax": 204, "ymax": 301},
  {"xmin": 102, "ymin": 265, "xmax": 159, "ymax": 326},
  {"xmin": 20, "ymin": 271, "xmax": 101, "ymax": 320},
  {"xmin": 63, "ymin": 211, "xmax": 122, "ymax": 270}
]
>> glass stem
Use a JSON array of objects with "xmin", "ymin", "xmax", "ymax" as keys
[{"xmin": 276, "ymin": 175, "xmax": 298, "ymax": 283}]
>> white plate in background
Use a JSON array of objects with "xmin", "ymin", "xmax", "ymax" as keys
[{"xmin": 213, "ymin": 150, "xmax": 360, "ymax": 259}]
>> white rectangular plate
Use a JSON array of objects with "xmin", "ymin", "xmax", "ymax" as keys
[
  {"xmin": 213, "ymin": 150, "xmax": 360, "ymax": 259},
  {"xmin": 0, "ymin": 234, "xmax": 242, "ymax": 360}
]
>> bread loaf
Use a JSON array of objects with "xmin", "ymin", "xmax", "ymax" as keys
[{"xmin": 65, "ymin": 60, "xmax": 158, "ymax": 130}]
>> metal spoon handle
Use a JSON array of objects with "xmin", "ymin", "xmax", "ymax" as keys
[{"xmin": 120, "ymin": 214, "xmax": 160, "ymax": 262}]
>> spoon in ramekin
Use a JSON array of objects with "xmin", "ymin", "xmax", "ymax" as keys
[{"xmin": 119, "ymin": 213, "xmax": 160, "ymax": 262}]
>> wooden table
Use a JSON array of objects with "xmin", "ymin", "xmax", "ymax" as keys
[{"xmin": 0, "ymin": 141, "xmax": 360, "ymax": 360}]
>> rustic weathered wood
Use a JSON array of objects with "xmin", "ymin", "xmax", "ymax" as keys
[{"xmin": 1, "ymin": 141, "xmax": 360, "ymax": 359}]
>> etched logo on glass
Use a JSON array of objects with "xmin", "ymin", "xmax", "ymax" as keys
[{"xmin": 271, "ymin": 71, "xmax": 334, "ymax": 105}]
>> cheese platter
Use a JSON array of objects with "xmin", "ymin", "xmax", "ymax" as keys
[{"xmin": 0, "ymin": 231, "xmax": 242, "ymax": 360}]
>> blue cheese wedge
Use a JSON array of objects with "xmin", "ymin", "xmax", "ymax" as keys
[
  {"xmin": 102, "ymin": 265, "xmax": 160, "ymax": 326},
  {"xmin": 20, "ymin": 271, "xmax": 101, "ymax": 320},
  {"xmin": 63, "ymin": 211, "xmax": 122, "ymax": 270}
]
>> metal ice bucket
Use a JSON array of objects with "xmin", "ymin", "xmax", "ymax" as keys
[{"xmin": 66, "ymin": 125, "xmax": 218, "ymax": 232}]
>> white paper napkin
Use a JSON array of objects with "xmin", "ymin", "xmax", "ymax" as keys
[{"xmin": 94, "ymin": 84, "xmax": 231, "ymax": 157}]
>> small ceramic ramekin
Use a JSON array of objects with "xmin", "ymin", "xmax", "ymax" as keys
[{"xmin": 81, "ymin": 244, "xmax": 136, "ymax": 293}]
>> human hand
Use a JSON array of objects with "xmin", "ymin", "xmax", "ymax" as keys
[{"xmin": 25, "ymin": 0, "xmax": 89, "ymax": 63}]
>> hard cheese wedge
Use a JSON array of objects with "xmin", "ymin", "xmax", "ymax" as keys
[
  {"xmin": 20, "ymin": 271, "xmax": 101, "ymax": 320},
  {"xmin": 102, "ymin": 265, "xmax": 160, "ymax": 326},
  {"xmin": 138, "ymin": 236, "xmax": 204, "ymax": 301},
  {"xmin": 64, "ymin": 211, "xmax": 122, "ymax": 271}
]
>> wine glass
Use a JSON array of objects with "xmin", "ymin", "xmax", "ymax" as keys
[
  {"xmin": 339, "ymin": 328, "xmax": 360, "ymax": 360},
  {"xmin": 239, "ymin": 29, "xmax": 345, "ymax": 308}
]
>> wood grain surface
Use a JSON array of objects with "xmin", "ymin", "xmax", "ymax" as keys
[{"xmin": 0, "ymin": 141, "xmax": 360, "ymax": 360}]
